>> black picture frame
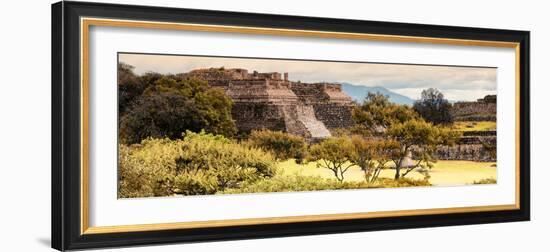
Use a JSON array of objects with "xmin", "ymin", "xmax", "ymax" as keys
[{"xmin": 51, "ymin": 1, "xmax": 530, "ymax": 251}]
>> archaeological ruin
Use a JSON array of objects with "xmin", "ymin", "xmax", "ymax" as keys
[
  {"xmin": 413, "ymin": 130, "xmax": 497, "ymax": 162},
  {"xmin": 450, "ymin": 95, "xmax": 497, "ymax": 122},
  {"xmin": 444, "ymin": 95, "xmax": 497, "ymax": 161},
  {"xmin": 185, "ymin": 68, "xmax": 353, "ymax": 140},
  {"xmin": 184, "ymin": 67, "xmax": 497, "ymax": 162}
]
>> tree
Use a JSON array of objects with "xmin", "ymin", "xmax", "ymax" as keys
[
  {"xmin": 351, "ymin": 92, "xmax": 461, "ymax": 181},
  {"xmin": 386, "ymin": 119, "xmax": 461, "ymax": 180},
  {"xmin": 352, "ymin": 92, "xmax": 418, "ymax": 135},
  {"xmin": 248, "ymin": 130, "xmax": 307, "ymax": 162},
  {"xmin": 413, "ymin": 88, "xmax": 453, "ymax": 125},
  {"xmin": 119, "ymin": 77, "xmax": 237, "ymax": 144},
  {"xmin": 118, "ymin": 63, "xmax": 142, "ymax": 115},
  {"xmin": 118, "ymin": 63, "xmax": 165, "ymax": 116},
  {"xmin": 309, "ymin": 137, "xmax": 357, "ymax": 182},
  {"xmin": 350, "ymin": 136, "xmax": 399, "ymax": 184}
]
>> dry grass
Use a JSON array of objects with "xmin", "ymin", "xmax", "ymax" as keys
[
  {"xmin": 278, "ymin": 159, "xmax": 496, "ymax": 186},
  {"xmin": 453, "ymin": 121, "xmax": 496, "ymax": 132}
]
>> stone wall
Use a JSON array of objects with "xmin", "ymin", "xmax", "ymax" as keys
[
  {"xmin": 312, "ymin": 104, "xmax": 354, "ymax": 129},
  {"xmin": 429, "ymin": 143, "xmax": 495, "ymax": 162},
  {"xmin": 187, "ymin": 67, "xmax": 249, "ymax": 80},
  {"xmin": 231, "ymin": 103, "xmax": 288, "ymax": 133},
  {"xmin": 291, "ymin": 83, "xmax": 329, "ymax": 103},
  {"xmin": 412, "ymin": 131, "xmax": 496, "ymax": 162},
  {"xmin": 450, "ymin": 95, "xmax": 497, "ymax": 121},
  {"xmin": 291, "ymin": 82, "xmax": 352, "ymax": 104},
  {"xmin": 224, "ymin": 80, "xmax": 299, "ymax": 104}
]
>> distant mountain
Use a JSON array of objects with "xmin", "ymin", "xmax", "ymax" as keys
[{"xmin": 339, "ymin": 83, "xmax": 415, "ymax": 106}]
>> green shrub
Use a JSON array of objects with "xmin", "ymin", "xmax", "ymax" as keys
[
  {"xmin": 473, "ymin": 178, "xmax": 497, "ymax": 184},
  {"xmin": 221, "ymin": 175, "xmax": 430, "ymax": 194},
  {"xmin": 118, "ymin": 144, "xmax": 157, "ymax": 198},
  {"xmin": 248, "ymin": 129, "xmax": 308, "ymax": 162},
  {"xmin": 118, "ymin": 131, "xmax": 276, "ymax": 198},
  {"xmin": 374, "ymin": 177, "xmax": 431, "ymax": 187},
  {"xmin": 222, "ymin": 175, "xmax": 365, "ymax": 194}
]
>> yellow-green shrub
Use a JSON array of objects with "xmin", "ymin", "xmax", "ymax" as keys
[
  {"xmin": 247, "ymin": 129, "xmax": 307, "ymax": 162},
  {"xmin": 118, "ymin": 131, "xmax": 276, "ymax": 198},
  {"xmin": 221, "ymin": 175, "xmax": 430, "ymax": 194}
]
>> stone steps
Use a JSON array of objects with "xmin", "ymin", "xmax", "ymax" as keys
[{"xmin": 295, "ymin": 105, "xmax": 331, "ymax": 139}]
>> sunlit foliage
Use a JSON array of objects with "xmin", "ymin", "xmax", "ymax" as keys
[
  {"xmin": 248, "ymin": 129, "xmax": 308, "ymax": 163},
  {"xmin": 118, "ymin": 131, "xmax": 276, "ymax": 198}
]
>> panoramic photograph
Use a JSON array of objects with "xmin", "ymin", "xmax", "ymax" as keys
[{"xmin": 117, "ymin": 53, "xmax": 497, "ymax": 198}]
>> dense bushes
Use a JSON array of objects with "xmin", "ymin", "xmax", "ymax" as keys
[
  {"xmin": 118, "ymin": 131, "xmax": 276, "ymax": 198},
  {"xmin": 248, "ymin": 130, "xmax": 307, "ymax": 162},
  {"xmin": 118, "ymin": 130, "xmax": 432, "ymax": 197}
]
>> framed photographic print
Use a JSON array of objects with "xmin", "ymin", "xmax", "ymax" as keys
[{"xmin": 51, "ymin": 1, "xmax": 530, "ymax": 250}]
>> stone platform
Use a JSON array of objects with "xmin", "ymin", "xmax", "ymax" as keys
[{"xmin": 185, "ymin": 68, "xmax": 353, "ymax": 140}]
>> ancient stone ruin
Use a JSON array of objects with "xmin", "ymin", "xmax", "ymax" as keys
[
  {"xmin": 184, "ymin": 67, "xmax": 497, "ymax": 162},
  {"xmin": 441, "ymin": 95, "xmax": 497, "ymax": 161},
  {"xmin": 185, "ymin": 68, "xmax": 353, "ymax": 140},
  {"xmin": 412, "ymin": 130, "xmax": 497, "ymax": 162},
  {"xmin": 451, "ymin": 95, "xmax": 497, "ymax": 121}
]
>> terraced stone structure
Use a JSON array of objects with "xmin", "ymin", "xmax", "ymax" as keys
[
  {"xmin": 422, "ymin": 130, "xmax": 496, "ymax": 162},
  {"xmin": 451, "ymin": 95, "xmax": 497, "ymax": 121},
  {"xmin": 186, "ymin": 68, "xmax": 353, "ymax": 140}
]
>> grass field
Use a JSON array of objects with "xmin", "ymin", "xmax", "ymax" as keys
[
  {"xmin": 453, "ymin": 121, "xmax": 496, "ymax": 132},
  {"xmin": 278, "ymin": 159, "xmax": 496, "ymax": 186}
]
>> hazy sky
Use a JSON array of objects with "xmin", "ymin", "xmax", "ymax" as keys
[{"xmin": 119, "ymin": 53, "xmax": 497, "ymax": 102}]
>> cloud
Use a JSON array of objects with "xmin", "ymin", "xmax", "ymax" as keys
[{"xmin": 119, "ymin": 53, "xmax": 496, "ymax": 101}]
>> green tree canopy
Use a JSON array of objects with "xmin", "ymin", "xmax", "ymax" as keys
[
  {"xmin": 350, "ymin": 135, "xmax": 399, "ymax": 183},
  {"xmin": 119, "ymin": 75, "xmax": 236, "ymax": 144},
  {"xmin": 118, "ymin": 63, "xmax": 165, "ymax": 116},
  {"xmin": 248, "ymin": 130, "xmax": 307, "ymax": 162},
  {"xmin": 386, "ymin": 119, "xmax": 461, "ymax": 179},
  {"xmin": 352, "ymin": 92, "xmax": 418, "ymax": 135},
  {"xmin": 309, "ymin": 136, "xmax": 357, "ymax": 182},
  {"xmin": 413, "ymin": 88, "xmax": 453, "ymax": 125}
]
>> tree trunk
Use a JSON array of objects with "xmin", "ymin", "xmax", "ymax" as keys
[
  {"xmin": 394, "ymin": 167, "xmax": 401, "ymax": 180},
  {"xmin": 395, "ymin": 146, "xmax": 408, "ymax": 180},
  {"xmin": 333, "ymin": 169, "xmax": 340, "ymax": 182},
  {"xmin": 394, "ymin": 159, "xmax": 402, "ymax": 180}
]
